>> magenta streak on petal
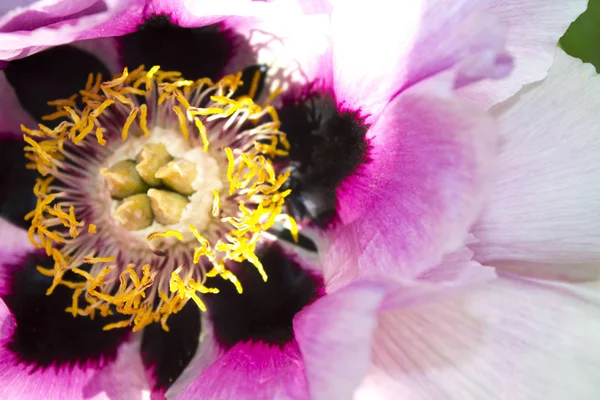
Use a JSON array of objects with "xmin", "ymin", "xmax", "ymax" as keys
[
  {"xmin": 326, "ymin": 74, "xmax": 497, "ymax": 291},
  {"xmin": 177, "ymin": 341, "xmax": 308, "ymax": 400}
]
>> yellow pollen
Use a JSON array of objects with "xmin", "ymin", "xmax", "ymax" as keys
[
  {"xmin": 212, "ymin": 190, "xmax": 220, "ymax": 217},
  {"xmin": 22, "ymin": 65, "xmax": 298, "ymax": 332}
]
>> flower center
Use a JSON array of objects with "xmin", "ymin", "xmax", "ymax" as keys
[
  {"xmin": 22, "ymin": 65, "xmax": 298, "ymax": 332},
  {"xmin": 100, "ymin": 127, "xmax": 223, "ymax": 240}
]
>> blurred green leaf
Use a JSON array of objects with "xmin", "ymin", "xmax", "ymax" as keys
[{"xmin": 561, "ymin": 0, "xmax": 600, "ymax": 70}]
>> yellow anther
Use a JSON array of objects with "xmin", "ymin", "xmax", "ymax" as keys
[
  {"xmin": 286, "ymin": 215, "xmax": 299, "ymax": 243},
  {"xmin": 88, "ymin": 224, "xmax": 97, "ymax": 233},
  {"xmin": 90, "ymin": 99, "xmax": 115, "ymax": 118},
  {"xmin": 175, "ymin": 92, "xmax": 191, "ymax": 110},
  {"xmin": 83, "ymin": 255, "xmax": 116, "ymax": 264},
  {"xmin": 172, "ymin": 105, "xmax": 189, "ymax": 140},
  {"xmin": 147, "ymin": 230, "xmax": 185, "ymax": 242},
  {"xmin": 248, "ymin": 69, "xmax": 262, "ymax": 99},
  {"xmin": 121, "ymin": 107, "xmax": 140, "ymax": 141},
  {"xmin": 212, "ymin": 190, "xmax": 220, "ymax": 217},
  {"xmin": 265, "ymin": 87, "xmax": 282, "ymax": 106},
  {"xmin": 194, "ymin": 118, "xmax": 209, "ymax": 152},
  {"xmin": 147, "ymin": 65, "xmax": 161, "ymax": 79},
  {"xmin": 103, "ymin": 320, "xmax": 132, "ymax": 331},
  {"xmin": 225, "ymin": 147, "xmax": 236, "ymax": 194},
  {"xmin": 139, "ymin": 104, "xmax": 150, "ymax": 137},
  {"xmin": 41, "ymin": 110, "xmax": 70, "ymax": 121},
  {"xmin": 102, "ymin": 67, "xmax": 129, "ymax": 88},
  {"xmin": 73, "ymin": 120, "xmax": 95, "ymax": 144},
  {"xmin": 95, "ymin": 127, "xmax": 107, "ymax": 146}
]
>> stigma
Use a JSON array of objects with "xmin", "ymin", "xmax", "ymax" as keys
[{"xmin": 21, "ymin": 65, "xmax": 298, "ymax": 332}]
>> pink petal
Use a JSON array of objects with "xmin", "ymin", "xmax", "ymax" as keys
[
  {"xmin": 459, "ymin": 0, "xmax": 587, "ymax": 109},
  {"xmin": 326, "ymin": 74, "xmax": 497, "ymax": 291},
  {"xmin": 0, "ymin": 218, "xmax": 33, "ymax": 293},
  {"xmin": 293, "ymin": 282, "xmax": 386, "ymax": 400},
  {"xmin": 0, "ymin": 296, "xmax": 150, "ymax": 399},
  {"xmin": 470, "ymin": 49, "xmax": 600, "ymax": 281},
  {"xmin": 0, "ymin": 71, "xmax": 36, "ymax": 137},
  {"xmin": 331, "ymin": 0, "xmax": 511, "ymax": 120},
  {"xmin": 358, "ymin": 274, "xmax": 600, "ymax": 399},
  {"xmin": 0, "ymin": 0, "xmax": 145, "ymax": 61},
  {"xmin": 177, "ymin": 341, "xmax": 308, "ymax": 400}
]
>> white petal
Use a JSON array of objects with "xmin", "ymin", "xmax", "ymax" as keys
[
  {"xmin": 459, "ymin": 0, "xmax": 587, "ymax": 109},
  {"xmin": 357, "ymin": 274, "xmax": 600, "ymax": 400},
  {"xmin": 470, "ymin": 49, "xmax": 600, "ymax": 280}
]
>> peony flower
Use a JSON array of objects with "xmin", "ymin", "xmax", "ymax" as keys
[{"xmin": 0, "ymin": 1, "xmax": 597, "ymax": 400}]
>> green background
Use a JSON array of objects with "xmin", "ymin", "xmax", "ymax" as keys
[{"xmin": 561, "ymin": 0, "xmax": 600, "ymax": 70}]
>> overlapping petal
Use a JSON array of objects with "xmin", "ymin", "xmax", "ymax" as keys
[
  {"xmin": 330, "ymin": 0, "xmax": 511, "ymax": 121},
  {"xmin": 357, "ymin": 275, "xmax": 600, "ymax": 399},
  {"xmin": 293, "ymin": 282, "xmax": 386, "ymax": 400},
  {"xmin": 176, "ymin": 341, "xmax": 308, "ymax": 400},
  {"xmin": 470, "ymin": 49, "xmax": 600, "ymax": 280},
  {"xmin": 326, "ymin": 73, "xmax": 497, "ymax": 291},
  {"xmin": 0, "ymin": 0, "xmax": 145, "ymax": 61},
  {"xmin": 460, "ymin": 0, "xmax": 588, "ymax": 109}
]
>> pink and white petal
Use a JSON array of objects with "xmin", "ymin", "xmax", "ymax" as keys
[
  {"xmin": 326, "ymin": 74, "xmax": 497, "ymax": 291},
  {"xmin": 0, "ymin": 0, "xmax": 145, "ymax": 61},
  {"xmin": 145, "ymin": 0, "xmax": 332, "ymax": 95},
  {"xmin": 459, "ymin": 0, "xmax": 587, "ymax": 109},
  {"xmin": 0, "ymin": 297, "xmax": 150, "ymax": 400},
  {"xmin": 0, "ymin": 0, "xmax": 102, "ymax": 31},
  {"xmin": 146, "ymin": 0, "xmax": 257, "ymax": 28},
  {"xmin": 470, "ymin": 49, "xmax": 600, "ymax": 279},
  {"xmin": 357, "ymin": 274, "xmax": 600, "ymax": 400},
  {"xmin": 0, "ymin": 71, "xmax": 37, "ymax": 137},
  {"xmin": 223, "ymin": 11, "xmax": 332, "ymax": 96},
  {"xmin": 0, "ymin": 218, "xmax": 34, "ymax": 294},
  {"xmin": 331, "ymin": 0, "xmax": 511, "ymax": 121},
  {"xmin": 82, "ymin": 336, "xmax": 152, "ymax": 400},
  {"xmin": 176, "ymin": 341, "xmax": 309, "ymax": 400},
  {"xmin": 293, "ymin": 282, "xmax": 386, "ymax": 400}
]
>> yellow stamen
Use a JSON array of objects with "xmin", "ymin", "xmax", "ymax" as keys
[
  {"xmin": 139, "ymin": 104, "xmax": 150, "ymax": 137},
  {"xmin": 212, "ymin": 190, "xmax": 220, "ymax": 217},
  {"xmin": 121, "ymin": 107, "xmax": 139, "ymax": 141},
  {"xmin": 147, "ymin": 230, "xmax": 185, "ymax": 242},
  {"xmin": 22, "ymin": 65, "xmax": 298, "ymax": 332},
  {"xmin": 172, "ymin": 105, "xmax": 189, "ymax": 140}
]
